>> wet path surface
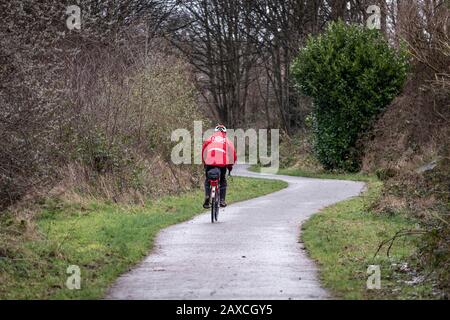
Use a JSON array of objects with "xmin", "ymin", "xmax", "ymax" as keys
[{"xmin": 106, "ymin": 165, "xmax": 365, "ymax": 299}]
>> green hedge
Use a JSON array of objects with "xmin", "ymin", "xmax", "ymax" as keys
[{"xmin": 291, "ymin": 21, "xmax": 409, "ymax": 171}]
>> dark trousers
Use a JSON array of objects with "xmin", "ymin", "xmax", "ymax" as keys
[{"xmin": 204, "ymin": 165, "xmax": 227, "ymax": 201}]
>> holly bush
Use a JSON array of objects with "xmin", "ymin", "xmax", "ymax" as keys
[{"xmin": 291, "ymin": 21, "xmax": 409, "ymax": 171}]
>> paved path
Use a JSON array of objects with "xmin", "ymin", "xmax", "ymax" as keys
[{"xmin": 106, "ymin": 165, "xmax": 365, "ymax": 300}]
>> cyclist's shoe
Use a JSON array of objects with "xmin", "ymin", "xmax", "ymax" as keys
[
  {"xmin": 220, "ymin": 200, "xmax": 227, "ymax": 208},
  {"xmin": 203, "ymin": 198, "xmax": 211, "ymax": 209}
]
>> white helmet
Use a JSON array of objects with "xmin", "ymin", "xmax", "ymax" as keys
[{"xmin": 214, "ymin": 124, "xmax": 227, "ymax": 133}]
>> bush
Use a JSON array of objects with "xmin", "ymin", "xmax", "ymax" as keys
[
  {"xmin": 64, "ymin": 53, "xmax": 206, "ymax": 202},
  {"xmin": 291, "ymin": 21, "xmax": 409, "ymax": 171},
  {"xmin": 0, "ymin": 1, "xmax": 208, "ymax": 211}
]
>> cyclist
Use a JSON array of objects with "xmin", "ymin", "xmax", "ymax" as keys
[{"xmin": 202, "ymin": 124, "xmax": 237, "ymax": 209}]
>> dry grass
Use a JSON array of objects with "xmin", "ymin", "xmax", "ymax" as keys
[
  {"xmin": 362, "ymin": 69, "xmax": 449, "ymax": 173},
  {"xmin": 361, "ymin": 69, "xmax": 450, "ymax": 295}
]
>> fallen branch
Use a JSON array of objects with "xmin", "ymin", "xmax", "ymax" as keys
[{"xmin": 374, "ymin": 229, "xmax": 427, "ymax": 258}]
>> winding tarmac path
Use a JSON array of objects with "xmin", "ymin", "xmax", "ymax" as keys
[{"xmin": 106, "ymin": 165, "xmax": 365, "ymax": 300}]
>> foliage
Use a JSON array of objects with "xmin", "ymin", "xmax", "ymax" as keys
[{"xmin": 291, "ymin": 21, "xmax": 409, "ymax": 171}]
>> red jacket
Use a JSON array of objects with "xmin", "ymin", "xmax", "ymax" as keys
[{"xmin": 202, "ymin": 131, "xmax": 237, "ymax": 167}]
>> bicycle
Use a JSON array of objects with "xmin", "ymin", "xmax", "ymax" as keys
[{"xmin": 207, "ymin": 167, "xmax": 232, "ymax": 223}]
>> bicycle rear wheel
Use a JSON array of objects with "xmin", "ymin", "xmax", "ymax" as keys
[
  {"xmin": 210, "ymin": 190, "xmax": 215, "ymax": 223},
  {"xmin": 210, "ymin": 198, "xmax": 215, "ymax": 223},
  {"xmin": 214, "ymin": 190, "xmax": 219, "ymax": 222}
]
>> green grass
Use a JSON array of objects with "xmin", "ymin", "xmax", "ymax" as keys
[
  {"xmin": 0, "ymin": 176, "xmax": 287, "ymax": 299},
  {"xmin": 301, "ymin": 179, "xmax": 434, "ymax": 299},
  {"xmin": 250, "ymin": 165, "xmax": 375, "ymax": 182},
  {"xmin": 253, "ymin": 165, "xmax": 433, "ymax": 299}
]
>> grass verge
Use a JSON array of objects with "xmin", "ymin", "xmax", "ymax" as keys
[
  {"xmin": 301, "ymin": 179, "xmax": 435, "ymax": 299},
  {"xmin": 252, "ymin": 165, "xmax": 433, "ymax": 299},
  {"xmin": 0, "ymin": 176, "xmax": 287, "ymax": 299},
  {"xmin": 249, "ymin": 165, "xmax": 374, "ymax": 182}
]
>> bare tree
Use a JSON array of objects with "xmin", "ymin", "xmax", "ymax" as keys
[{"xmin": 167, "ymin": 0, "xmax": 260, "ymax": 126}]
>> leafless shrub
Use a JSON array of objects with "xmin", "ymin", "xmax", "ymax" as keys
[{"xmin": 0, "ymin": 1, "xmax": 204, "ymax": 210}]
